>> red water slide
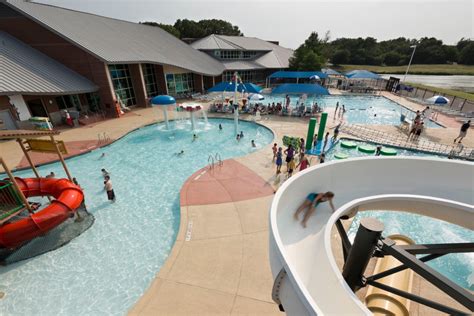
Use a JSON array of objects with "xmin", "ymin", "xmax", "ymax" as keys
[{"xmin": 0, "ymin": 177, "xmax": 84, "ymax": 249}]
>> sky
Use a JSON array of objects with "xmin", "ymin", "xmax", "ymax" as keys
[{"xmin": 38, "ymin": 0, "xmax": 473, "ymax": 49}]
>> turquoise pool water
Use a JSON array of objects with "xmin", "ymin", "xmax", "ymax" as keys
[
  {"xmin": 325, "ymin": 140, "xmax": 473, "ymax": 290},
  {"xmin": 262, "ymin": 95, "xmax": 441, "ymax": 128},
  {"xmin": 0, "ymin": 118, "xmax": 273, "ymax": 315}
]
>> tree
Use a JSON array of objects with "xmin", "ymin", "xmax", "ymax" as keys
[
  {"xmin": 383, "ymin": 52, "xmax": 403, "ymax": 66},
  {"xmin": 197, "ymin": 19, "xmax": 243, "ymax": 36},
  {"xmin": 141, "ymin": 22, "xmax": 180, "ymax": 38},
  {"xmin": 174, "ymin": 19, "xmax": 206, "ymax": 38},
  {"xmin": 459, "ymin": 42, "xmax": 474, "ymax": 65},
  {"xmin": 331, "ymin": 49, "xmax": 350, "ymax": 65},
  {"xmin": 289, "ymin": 32, "xmax": 326, "ymax": 70}
]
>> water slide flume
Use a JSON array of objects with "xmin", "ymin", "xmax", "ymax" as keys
[
  {"xmin": 0, "ymin": 177, "xmax": 84, "ymax": 249},
  {"xmin": 269, "ymin": 157, "xmax": 473, "ymax": 315}
]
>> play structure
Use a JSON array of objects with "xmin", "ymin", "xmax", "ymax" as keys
[
  {"xmin": 179, "ymin": 103, "xmax": 203, "ymax": 131},
  {"xmin": 0, "ymin": 129, "xmax": 87, "ymax": 253},
  {"xmin": 305, "ymin": 113, "xmax": 337, "ymax": 155},
  {"xmin": 269, "ymin": 158, "xmax": 473, "ymax": 315},
  {"xmin": 151, "ymin": 95, "xmax": 176, "ymax": 130}
]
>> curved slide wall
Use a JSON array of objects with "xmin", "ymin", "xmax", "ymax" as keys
[{"xmin": 269, "ymin": 157, "xmax": 474, "ymax": 315}]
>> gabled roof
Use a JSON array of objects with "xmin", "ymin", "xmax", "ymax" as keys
[
  {"xmin": 192, "ymin": 34, "xmax": 294, "ymax": 69},
  {"xmin": 0, "ymin": 31, "xmax": 98, "ymax": 95},
  {"xmin": 4, "ymin": 0, "xmax": 224, "ymax": 76}
]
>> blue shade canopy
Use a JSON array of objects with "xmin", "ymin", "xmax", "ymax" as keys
[
  {"xmin": 426, "ymin": 95, "xmax": 450, "ymax": 104},
  {"xmin": 269, "ymin": 71, "xmax": 328, "ymax": 79},
  {"xmin": 271, "ymin": 84, "xmax": 330, "ymax": 95},
  {"xmin": 208, "ymin": 82, "xmax": 262, "ymax": 93},
  {"xmin": 345, "ymin": 70, "xmax": 381, "ymax": 79},
  {"xmin": 151, "ymin": 95, "xmax": 176, "ymax": 105}
]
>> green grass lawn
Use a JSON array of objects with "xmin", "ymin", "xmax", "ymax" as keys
[
  {"xmin": 339, "ymin": 64, "xmax": 474, "ymax": 76},
  {"xmin": 405, "ymin": 82, "xmax": 474, "ymax": 101}
]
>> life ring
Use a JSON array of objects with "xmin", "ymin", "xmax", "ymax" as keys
[
  {"xmin": 358, "ymin": 145, "xmax": 376, "ymax": 154},
  {"xmin": 340, "ymin": 141, "xmax": 357, "ymax": 149}
]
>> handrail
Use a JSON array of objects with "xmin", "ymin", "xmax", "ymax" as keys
[
  {"xmin": 214, "ymin": 153, "xmax": 223, "ymax": 166},
  {"xmin": 208, "ymin": 155, "xmax": 215, "ymax": 170}
]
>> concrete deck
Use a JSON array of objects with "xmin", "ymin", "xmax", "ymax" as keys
[{"xmin": 0, "ymin": 92, "xmax": 472, "ymax": 315}]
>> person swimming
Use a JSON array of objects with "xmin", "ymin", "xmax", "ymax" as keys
[
  {"xmin": 219, "ymin": 123, "xmax": 222, "ymax": 131},
  {"xmin": 240, "ymin": 131, "xmax": 244, "ymax": 138},
  {"xmin": 176, "ymin": 150, "xmax": 184, "ymax": 156},
  {"xmin": 236, "ymin": 134, "xmax": 240, "ymax": 142},
  {"xmin": 251, "ymin": 140, "xmax": 256, "ymax": 148},
  {"xmin": 192, "ymin": 134, "xmax": 198, "ymax": 141}
]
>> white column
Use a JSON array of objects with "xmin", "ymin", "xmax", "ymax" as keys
[{"xmin": 8, "ymin": 95, "xmax": 30, "ymax": 121}]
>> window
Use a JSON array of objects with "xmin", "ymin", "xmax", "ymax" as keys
[
  {"xmin": 166, "ymin": 73, "xmax": 194, "ymax": 97},
  {"xmin": 85, "ymin": 93, "xmax": 101, "ymax": 112},
  {"xmin": 109, "ymin": 64, "xmax": 136, "ymax": 106},
  {"xmin": 222, "ymin": 70, "xmax": 265, "ymax": 83},
  {"xmin": 142, "ymin": 64, "xmax": 160, "ymax": 98},
  {"xmin": 55, "ymin": 95, "xmax": 81, "ymax": 110},
  {"xmin": 215, "ymin": 50, "xmax": 259, "ymax": 60}
]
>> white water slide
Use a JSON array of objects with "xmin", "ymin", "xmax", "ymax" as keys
[{"xmin": 269, "ymin": 157, "xmax": 473, "ymax": 315}]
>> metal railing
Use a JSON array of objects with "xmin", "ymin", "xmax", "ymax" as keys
[
  {"xmin": 208, "ymin": 154, "xmax": 215, "ymax": 170},
  {"xmin": 340, "ymin": 123, "xmax": 474, "ymax": 161},
  {"xmin": 97, "ymin": 132, "xmax": 111, "ymax": 145}
]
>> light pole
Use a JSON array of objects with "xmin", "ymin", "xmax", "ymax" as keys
[{"xmin": 403, "ymin": 45, "xmax": 417, "ymax": 82}]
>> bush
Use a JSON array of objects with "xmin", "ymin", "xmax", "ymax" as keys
[
  {"xmin": 331, "ymin": 49, "xmax": 350, "ymax": 65},
  {"xmin": 459, "ymin": 43, "xmax": 474, "ymax": 65}
]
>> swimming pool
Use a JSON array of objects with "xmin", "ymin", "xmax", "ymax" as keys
[
  {"xmin": 325, "ymin": 140, "xmax": 473, "ymax": 290},
  {"xmin": 0, "ymin": 118, "xmax": 273, "ymax": 315},
  {"xmin": 261, "ymin": 95, "xmax": 441, "ymax": 128}
]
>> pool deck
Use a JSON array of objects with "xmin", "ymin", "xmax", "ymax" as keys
[{"xmin": 0, "ymin": 91, "xmax": 472, "ymax": 315}]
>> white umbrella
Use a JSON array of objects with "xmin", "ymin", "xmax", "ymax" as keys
[
  {"xmin": 248, "ymin": 93, "xmax": 265, "ymax": 101},
  {"xmin": 309, "ymin": 75, "xmax": 320, "ymax": 80},
  {"xmin": 426, "ymin": 95, "xmax": 450, "ymax": 105}
]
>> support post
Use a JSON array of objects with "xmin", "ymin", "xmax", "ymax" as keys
[
  {"xmin": 317, "ymin": 112, "xmax": 328, "ymax": 141},
  {"xmin": 17, "ymin": 139, "xmax": 40, "ymax": 179},
  {"xmin": 305, "ymin": 118, "xmax": 317, "ymax": 151},
  {"xmin": 342, "ymin": 218, "xmax": 384, "ymax": 291},
  {"xmin": 460, "ymin": 99, "xmax": 467, "ymax": 112},
  {"xmin": 233, "ymin": 71, "xmax": 239, "ymax": 135},
  {"xmin": 0, "ymin": 157, "xmax": 32, "ymax": 213},
  {"xmin": 50, "ymin": 136, "xmax": 73, "ymax": 181}
]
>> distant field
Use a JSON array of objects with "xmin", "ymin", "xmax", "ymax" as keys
[
  {"xmin": 405, "ymin": 82, "xmax": 474, "ymax": 102},
  {"xmin": 339, "ymin": 64, "xmax": 474, "ymax": 76}
]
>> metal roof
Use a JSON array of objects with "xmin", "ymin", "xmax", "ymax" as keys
[
  {"xmin": 192, "ymin": 34, "xmax": 293, "ymax": 69},
  {"xmin": 0, "ymin": 31, "xmax": 98, "ymax": 95},
  {"xmin": 221, "ymin": 60, "xmax": 265, "ymax": 70},
  {"xmin": 345, "ymin": 70, "xmax": 381, "ymax": 79},
  {"xmin": 4, "ymin": 0, "xmax": 224, "ymax": 76}
]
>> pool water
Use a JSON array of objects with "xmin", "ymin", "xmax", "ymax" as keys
[
  {"xmin": 0, "ymin": 118, "xmax": 273, "ymax": 315},
  {"xmin": 325, "ymin": 139, "xmax": 443, "ymax": 161},
  {"xmin": 325, "ymin": 140, "xmax": 473, "ymax": 290},
  {"xmin": 262, "ymin": 95, "xmax": 441, "ymax": 128}
]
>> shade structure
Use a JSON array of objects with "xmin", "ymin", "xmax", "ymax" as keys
[
  {"xmin": 426, "ymin": 95, "xmax": 450, "ymax": 105},
  {"xmin": 271, "ymin": 83, "xmax": 329, "ymax": 95},
  {"xmin": 345, "ymin": 70, "xmax": 381, "ymax": 79},
  {"xmin": 208, "ymin": 82, "xmax": 262, "ymax": 93},
  {"xmin": 269, "ymin": 71, "xmax": 328, "ymax": 79},
  {"xmin": 248, "ymin": 93, "xmax": 265, "ymax": 101},
  {"xmin": 322, "ymin": 68, "xmax": 343, "ymax": 76},
  {"xmin": 151, "ymin": 95, "xmax": 176, "ymax": 106}
]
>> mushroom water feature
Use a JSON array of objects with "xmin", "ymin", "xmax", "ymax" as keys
[
  {"xmin": 179, "ymin": 103, "xmax": 202, "ymax": 131},
  {"xmin": 151, "ymin": 95, "xmax": 176, "ymax": 130}
]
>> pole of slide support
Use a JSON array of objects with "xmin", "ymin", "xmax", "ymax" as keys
[
  {"xmin": 317, "ymin": 112, "xmax": 328, "ymax": 141},
  {"xmin": 233, "ymin": 72, "xmax": 239, "ymax": 135},
  {"xmin": 342, "ymin": 218, "xmax": 384, "ymax": 292},
  {"xmin": 305, "ymin": 118, "xmax": 317, "ymax": 151}
]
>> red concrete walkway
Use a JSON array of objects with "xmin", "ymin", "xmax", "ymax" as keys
[{"xmin": 180, "ymin": 159, "xmax": 274, "ymax": 206}]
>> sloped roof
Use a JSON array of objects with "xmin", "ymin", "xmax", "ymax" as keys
[
  {"xmin": 221, "ymin": 60, "xmax": 265, "ymax": 70},
  {"xmin": 271, "ymin": 84, "xmax": 329, "ymax": 95},
  {"xmin": 4, "ymin": 0, "xmax": 224, "ymax": 76},
  {"xmin": 345, "ymin": 70, "xmax": 381, "ymax": 79},
  {"xmin": 0, "ymin": 31, "xmax": 98, "ymax": 95},
  {"xmin": 192, "ymin": 34, "xmax": 293, "ymax": 69}
]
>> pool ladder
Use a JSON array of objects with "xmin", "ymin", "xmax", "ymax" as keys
[{"xmin": 208, "ymin": 153, "xmax": 223, "ymax": 170}]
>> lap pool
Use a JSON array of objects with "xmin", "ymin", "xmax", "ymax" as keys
[
  {"xmin": 0, "ymin": 118, "xmax": 273, "ymax": 315},
  {"xmin": 261, "ymin": 95, "xmax": 442, "ymax": 127}
]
